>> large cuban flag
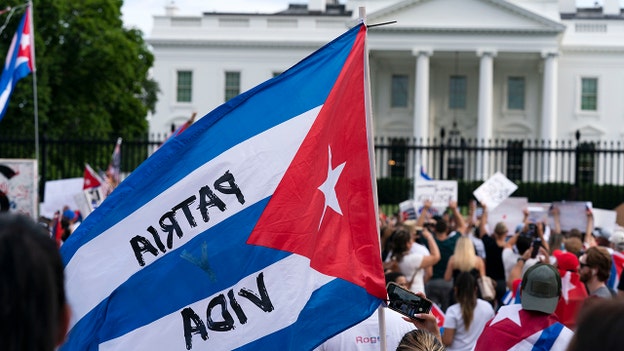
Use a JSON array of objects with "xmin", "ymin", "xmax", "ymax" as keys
[{"xmin": 60, "ymin": 23, "xmax": 387, "ymax": 351}]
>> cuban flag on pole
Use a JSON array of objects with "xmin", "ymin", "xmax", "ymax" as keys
[
  {"xmin": 0, "ymin": 6, "xmax": 34, "ymax": 122},
  {"xmin": 60, "ymin": 23, "xmax": 386, "ymax": 351}
]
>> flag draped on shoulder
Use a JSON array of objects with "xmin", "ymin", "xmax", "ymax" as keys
[
  {"xmin": 474, "ymin": 304, "xmax": 573, "ymax": 351},
  {"xmin": 60, "ymin": 23, "xmax": 385, "ymax": 351},
  {"xmin": 0, "ymin": 6, "xmax": 34, "ymax": 122}
]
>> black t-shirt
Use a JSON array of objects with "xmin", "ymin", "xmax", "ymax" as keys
[
  {"xmin": 618, "ymin": 269, "xmax": 624, "ymax": 292},
  {"xmin": 482, "ymin": 235, "xmax": 505, "ymax": 280}
]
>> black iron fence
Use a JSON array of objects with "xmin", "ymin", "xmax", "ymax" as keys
[
  {"xmin": 374, "ymin": 134, "xmax": 624, "ymax": 211},
  {"xmin": 1, "ymin": 134, "xmax": 624, "ymax": 209}
]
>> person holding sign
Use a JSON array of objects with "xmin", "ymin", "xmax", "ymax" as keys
[
  {"xmin": 419, "ymin": 200, "xmax": 467, "ymax": 312},
  {"xmin": 479, "ymin": 203, "xmax": 510, "ymax": 308}
]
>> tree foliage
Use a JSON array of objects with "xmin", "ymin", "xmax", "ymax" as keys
[{"xmin": 0, "ymin": 0, "xmax": 158, "ymax": 139}]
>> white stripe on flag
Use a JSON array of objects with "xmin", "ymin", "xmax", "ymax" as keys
[
  {"xmin": 65, "ymin": 106, "xmax": 321, "ymax": 328},
  {"xmin": 99, "ymin": 254, "xmax": 334, "ymax": 350}
]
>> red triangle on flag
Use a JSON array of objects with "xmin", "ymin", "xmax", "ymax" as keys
[{"xmin": 248, "ymin": 26, "xmax": 385, "ymax": 300}]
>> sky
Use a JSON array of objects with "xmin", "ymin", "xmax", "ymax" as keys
[
  {"xmin": 122, "ymin": 1, "xmax": 612, "ymax": 36},
  {"xmin": 121, "ymin": 0, "xmax": 306, "ymax": 35}
]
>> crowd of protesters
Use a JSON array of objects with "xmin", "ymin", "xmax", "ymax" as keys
[
  {"xmin": 4, "ymin": 193, "xmax": 624, "ymax": 351},
  {"xmin": 374, "ymin": 198, "xmax": 624, "ymax": 351}
]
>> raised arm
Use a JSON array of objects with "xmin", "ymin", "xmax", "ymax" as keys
[
  {"xmin": 449, "ymin": 200, "xmax": 467, "ymax": 235},
  {"xmin": 479, "ymin": 203, "xmax": 489, "ymax": 236},
  {"xmin": 420, "ymin": 227, "xmax": 441, "ymax": 268},
  {"xmin": 415, "ymin": 199, "xmax": 432, "ymax": 228},
  {"xmin": 585, "ymin": 208, "xmax": 596, "ymax": 248},
  {"xmin": 550, "ymin": 205, "xmax": 561, "ymax": 235}
]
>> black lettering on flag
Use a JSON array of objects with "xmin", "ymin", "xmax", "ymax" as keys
[
  {"xmin": 228, "ymin": 289, "xmax": 248, "ymax": 324},
  {"xmin": 214, "ymin": 170, "xmax": 245, "ymax": 205},
  {"xmin": 181, "ymin": 307, "xmax": 208, "ymax": 350},
  {"xmin": 129, "ymin": 235, "xmax": 159, "ymax": 266},
  {"xmin": 197, "ymin": 185, "xmax": 226, "ymax": 222},
  {"xmin": 207, "ymin": 294, "xmax": 235, "ymax": 332},
  {"xmin": 173, "ymin": 195, "xmax": 198, "ymax": 228},
  {"xmin": 160, "ymin": 211, "xmax": 183, "ymax": 249},
  {"xmin": 147, "ymin": 225, "xmax": 166, "ymax": 253},
  {"xmin": 239, "ymin": 272, "xmax": 274, "ymax": 312}
]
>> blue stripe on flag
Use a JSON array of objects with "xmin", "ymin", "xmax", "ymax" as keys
[
  {"xmin": 235, "ymin": 279, "xmax": 380, "ymax": 351},
  {"xmin": 531, "ymin": 322, "xmax": 563, "ymax": 351},
  {"xmin": 60, "ymin": 24, "xmax": 361, "ymax": 266}
]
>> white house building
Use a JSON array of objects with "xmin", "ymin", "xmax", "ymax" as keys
[{"xmin": 147, "ymin": 0, "xmax": 624, "ymax": 181}]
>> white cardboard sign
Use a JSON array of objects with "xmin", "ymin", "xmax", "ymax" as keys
[{"xmin": 473, "ymin": 172, "xmax": 518, "ymax": 210}]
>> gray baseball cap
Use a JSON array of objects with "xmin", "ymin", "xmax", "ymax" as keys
[{"xmin": 521, "ymin": 263, "xmax": 561, "ymax": 314}]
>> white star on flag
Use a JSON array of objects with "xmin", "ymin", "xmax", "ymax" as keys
[
  {"xmin": 20, "ymin": 33, "xmax": 29, "ymax": 51},
  {"xmin": 317, "ymin": 145, "xmax": 345, "ymax": 229},
  {"xmin": 490, "ymin": 303, "xmax": 523, "ymax": 327},
  {"xmin": 560, "ymin": 271, "xmax": 575, "ymax": 303}
]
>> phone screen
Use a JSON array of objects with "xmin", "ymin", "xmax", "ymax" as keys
[
  {"xmin": 386, "ymin": 282, "xmax": 432, "ymax": 319},
  {"xmin": 531, "ymin": 238, "xmax": 542, "ymax": 258}
]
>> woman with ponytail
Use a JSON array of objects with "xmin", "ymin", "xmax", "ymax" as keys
[{"xmin": 441, "ymin": 271, "xmax": 494, "ymax": 351}]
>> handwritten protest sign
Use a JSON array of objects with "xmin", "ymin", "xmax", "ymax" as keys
[
  {"xmin": 415, "ymin": 180, "xmax": 458, "ymax": 210},
  {"xmin": 473, "ymin": 172, "xmax": 518, "ymax": 210},
  {"xmin": 0, "ymin": 159, "xmax": 38, "ymax": 218},
  {"xmin": 549, "ymin": 201, "xmax": 591, "ymax": 232}
]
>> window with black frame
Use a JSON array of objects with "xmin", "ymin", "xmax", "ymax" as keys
[
  {"xmin": 389, "ymin": 138, "xmax": 407, "ymax": 178},
  {"xmin": 577, "ymin": 142, "xmax": 595, "ymax": 184},
  {"xmin": 507, "ymin": 140, "xmax": 523, "ymax": 181}
]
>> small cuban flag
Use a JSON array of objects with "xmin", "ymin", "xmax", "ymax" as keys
[
  {"xmin": 0, "ymin": 6, "xmax": 34, "ymax": 122},
  {"xmin": 60, "ymin": 23, "xmax": 386, "ymax": 351}
]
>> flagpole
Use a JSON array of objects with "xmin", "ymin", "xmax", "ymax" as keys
[
  {"xmin": 28, "ymin": 1, "xmax": 40, "ymax": 172},
  {"xmin": 360, "ymin": 5, "xmax": 387, "ymax": 351}
]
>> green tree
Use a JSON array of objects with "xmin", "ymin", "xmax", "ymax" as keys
[{"xmin": 0, "ymin": 0, "xmax": 158, "ymax": 140}]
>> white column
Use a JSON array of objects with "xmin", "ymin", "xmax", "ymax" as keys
[
  {"xmin": 412, "ymin": 49, "xmax": 431, "ymax": 141},
  {"xmin": 477, "ymin": 50, "xmax": 495, "ymax": 141},
  {"xmin": 541, "ymin": 52, "xmax": 558, "ymax": 142},
  {"xmin": 412, "ymin": 49, "xmax": 431, "ymax": 194},
  {"xmin": 541, "ymin": 51, "xmax": 559, "ymax": 182},
  {"xmin": 477, "ymin": 50, "xmax": 495, "ymax": 179}
]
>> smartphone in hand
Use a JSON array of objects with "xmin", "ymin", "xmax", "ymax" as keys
[
  {"xmin": 386, "ymin": 282, "xmax": 433, "ymax": 320},
  {"xmin": 530, "ymin": 238, "xmax": 542, "ymax": 259}
]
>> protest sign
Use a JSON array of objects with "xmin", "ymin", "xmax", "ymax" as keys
[
  {"xmin": 414, "ymin": 180, "xmax": 458, "ymax": 210},
  {"xmin": 0, "ymin": 158, "xmax": 37, "ymax": 218},
  {"xmin": 550, "ymin": 201, "xmax": 591, "ymax": 232},
  {"xmin": 473, "ymin": 172, "xmax": 518, "ymax": 210},
  {"xmin": 487, "ymin": 197, "xmax": 528, "ymax": 235},
  {"xmin": 592, "ymin": 208, "xmax": 617, "ymax": 234}
]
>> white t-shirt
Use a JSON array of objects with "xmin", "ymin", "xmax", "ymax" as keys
[
  {"xmin": 443, "ymin": 299, "xmax": 495, "ymax": 351},
  {"xmin": 398, "ymin": 252, "xmax": 425, "ymax": 294},
  {"xmin": 315, "ymin": 308, "xmax": 414, "ymax": 351},
  {"xmin": 502, "ymin": 247, "xmax": 519, "ymax": 282}
]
